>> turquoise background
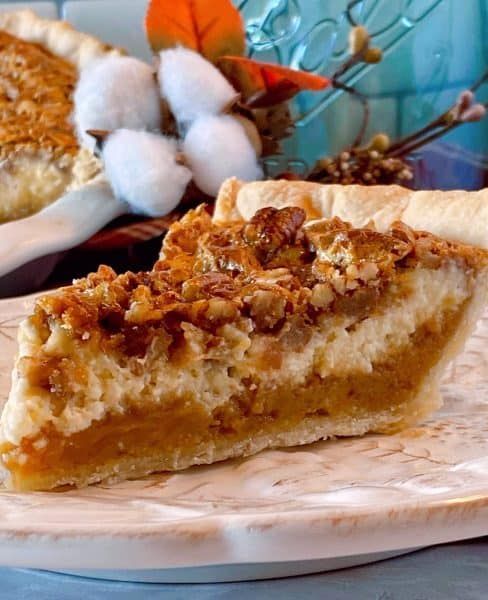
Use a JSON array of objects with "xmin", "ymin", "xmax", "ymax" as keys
[
  {"xmin": 235, "ymin": 0, "xmax": 488, "ymax": 178},
  {"xmin": 2, "ymin": 0, "xmax": 488, "ymax": 186}
]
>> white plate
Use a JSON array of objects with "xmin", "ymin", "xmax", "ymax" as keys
[{"xmin": 0, "ymin": 295, "xmax": 487, "ymax": 582}]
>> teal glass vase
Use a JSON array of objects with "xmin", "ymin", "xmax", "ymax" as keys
[{"xmin": 237, "ymin": 0, "xmax": 488, "ymax": 189}]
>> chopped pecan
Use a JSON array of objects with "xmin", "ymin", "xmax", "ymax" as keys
[
  {"xmin": 305, "ymin": 217, "xmax": 352, "ymax": 240},
  {"xmin": 310, "ymin": 228, "xmax": 412, "ymax": 269},
  {"xmin": 161, "ymin": 205, "xmax": 213, "ymax": 258},
  {"xmin": 413, "ymin": 234, "xmax": 444, "ymax": 268},
  {"xmin": 389, "ymin": 221, "xmax": 416, "ymax": 247},
  {"xmin": 205, "ymin": 299, "xmax": 240, "ymax": 324},
  {"xmin": 154, "ymin": 254, "xmax": 194, "ymax": 285},
  {"xmin": 83, "ymin": 265, "xmax": 118, "ymax": 288},
  {"xmin": 194, "ymin": 226, "xmax": 261, "ymax": 275},
  {"xmin": 357, "ymin": 261, "xmax": 379, "ymax": 283},
  {"xmin": 249, "ymin": 268, "xmax": 295, "ymax": 288},
  {"xmin": 242, "ymin": 206, "xmax": 306, "ymax": 263},
  {"xmin": 182, "ymin": 272, "xmax": 237, "ymax": 301},
  {"xmin": 310, "ymin": 282, "xmax": 335, "ymax": 308},
  {"xmin": 245, "ymin": 289, "xmax": 287, "ymax": 330}
]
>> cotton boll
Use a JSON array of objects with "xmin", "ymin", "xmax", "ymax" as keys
[
  {"xmin": 183, "ymin": 114, "xmax": 263, "ymax": 196},
  {"xmin": 232, "ymin": 114, "xmax": 263, "ymax": 156},
  {"xmin": 159, "ymin": 47, "xmax": 238, "ymax": 124},
  {"xmin": 74, "ymin": 56, "xmax": 162, "ymax": 149},
  {"xmin": 102, "ymin": 130, "xmax": 192, "ymax": 217}
]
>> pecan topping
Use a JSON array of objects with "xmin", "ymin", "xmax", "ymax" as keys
[
  {"xmin": 34, "ymin": 203, "xmax": 481, "ymax": 356},
  {"xmin": 182, "ymin": 272, "xmax": 237, "ymax": 301},
  {"xmin": 307, "ymin": 228, "xmax": 412, "ymax": 270},
  {"xmin": 242, "ymin": 206, "xmax": 306, "ymax": 262},
  {"xmin": 0, "ymin": 31, "xmax": 79, "ymax": 160},
  {"xmin": 310, "ymin": 283, "xmax": 335, "ymax": 308},
  {"xmin": 245, "ymin": 289, "xmax": 287, "ymax": 330},
  {"xmin": 195, "ymin": 229, "xmax": 261, "ymax": 275}
]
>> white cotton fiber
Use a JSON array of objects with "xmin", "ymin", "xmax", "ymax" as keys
[
  {"xmin": 102, "ymin": 130, "xmax": 192, "ymax": 217},
  {"xmin": 183, "ymin": 114, "xmax": 263, "ymax": 196},
  {"xmin": 74, "ymin": 56, "xmax": 162, "ymax": 148},
  {"xmin": 158, "ymin": 47, "xmax": 238, "ymax": 124}
]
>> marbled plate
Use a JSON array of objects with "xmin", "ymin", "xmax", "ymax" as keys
[{"xmin": 0, "ymin": 295, "xmax": 487, "ymax": 582}]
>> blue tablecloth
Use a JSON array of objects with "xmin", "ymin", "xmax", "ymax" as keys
[{"xmin": 2, "ymin": 538, "xmax": 487, "ymax": 599}]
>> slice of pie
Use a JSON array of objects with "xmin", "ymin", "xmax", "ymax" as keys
[
  {"xmin": 1, "ymin": 183, "xmax": 487, "ymax": 491},
  {"xmin": 0, "ymin": 10, "xmax": 120, "ymax": 223}
]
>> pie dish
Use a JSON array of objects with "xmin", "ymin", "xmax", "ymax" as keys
[
  {"xmin": 0, "ymin": 9, "xmax": 120, "ymax": 223},
  {"xmin": 0, "ymin": 181, "xmax": 487, "ymax": 491}
]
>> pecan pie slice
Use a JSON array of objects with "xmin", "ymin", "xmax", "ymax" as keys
[
  {"xmin": 1, "ymin": 185, "xmax": 487, "ymax": 490},
  {"xmin": 0, "ymin": 10, "xmax": 119, "ymax": 223}
]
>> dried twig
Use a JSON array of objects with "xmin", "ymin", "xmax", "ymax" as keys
[
  {"xmin": 346, "ymin": 0, "xmax": 364, "ymax": 27},
  {"xmin": 386, "ymin": 113, "xmax": 447, "ymax": 155},
  {"xmin": 387, "ymin": 71, "xmax": 488, "ymax": 158},
  {"xmin": 332, "ymin": 80, "xmax": 370, "ymax": 147},
  {"xmin": 470, "ymin": 70, "xmax": 488, "ymax": 93},
  {"xmin": 306, "ymin": 11, "xmax": 488, "ymax": 186},
  {"xmin": 387, "ymin": 125, "xmax": 456, "ymax": 158}
]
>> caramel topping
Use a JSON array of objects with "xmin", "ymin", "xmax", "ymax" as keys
[
  {"xmin": 0, "ymin": 30, "xmax": 78, "ymax": 160},
  {"xmin": 35, "ymin": 205, "xmax": 488, "ymax": 357}
]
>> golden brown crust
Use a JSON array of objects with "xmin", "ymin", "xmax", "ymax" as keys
[{"xmin": 215, "ymin": 179, "xmax": 488, "ymax": 250}]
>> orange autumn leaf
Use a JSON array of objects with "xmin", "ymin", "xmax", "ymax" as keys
[
  {"xmin": 218, "ymin": 55, "xmax": 330, "ymax": 108},
  {"xmin": 145, "ymin": 0, "xmax": 245, "ymax": 64}
]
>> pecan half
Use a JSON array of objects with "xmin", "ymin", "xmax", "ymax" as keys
[{"xmin": 242, "ymin": 206, "xmax": 306, "ymax": 263}]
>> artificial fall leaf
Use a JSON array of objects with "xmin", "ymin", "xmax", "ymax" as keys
[
  {"xmin": 217, "ymin": 56, "xmax": 330, "ymax": 108},
  {"xmin": 145, "ymin": 0, "xmax": 245, "ymax": 63}
]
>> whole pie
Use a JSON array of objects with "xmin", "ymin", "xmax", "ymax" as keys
[
  {"xmin": 0, "ymin": 10, "xmax": 120, "ymax": 223},
  {"xmin": 0, "ymin": 181, "xmax": 487, "ymax": 491}
]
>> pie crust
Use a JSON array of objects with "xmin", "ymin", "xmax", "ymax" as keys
[
  {"xmin": 215, "ymin": 178, "xmax": 488, "ymax": 249},
  {"xmin": 0, "ymin": 183, "xmax": 487, "ymax": 490},
  {"xmin": 0, "ymin": 10, "xmax": 121, "ymax": 223}
]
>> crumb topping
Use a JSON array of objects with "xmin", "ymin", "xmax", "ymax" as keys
[
  {"xmin": 0, "ymin": 30, "xmax": 78, "ymax": 161},
  {"xmin": 33, "ymin": 204, "xmax": 487, "ymax": 364}
]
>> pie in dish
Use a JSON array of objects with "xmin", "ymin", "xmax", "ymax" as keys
[
  {"xmin": 0, "ymin": 10, "xmax": 120, "ymax": 223},
  {"xmin": 1, "ymin": 182, "xmax": 487, "ymax": 491}
]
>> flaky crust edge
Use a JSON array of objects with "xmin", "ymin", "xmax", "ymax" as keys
[
  {"xmin": 0, "ymin": 9, "xmax": 123, "ymax": 70},
  {"xmin": 214, "ymin": 178, "xmax": 488, "ymax": 250}
]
